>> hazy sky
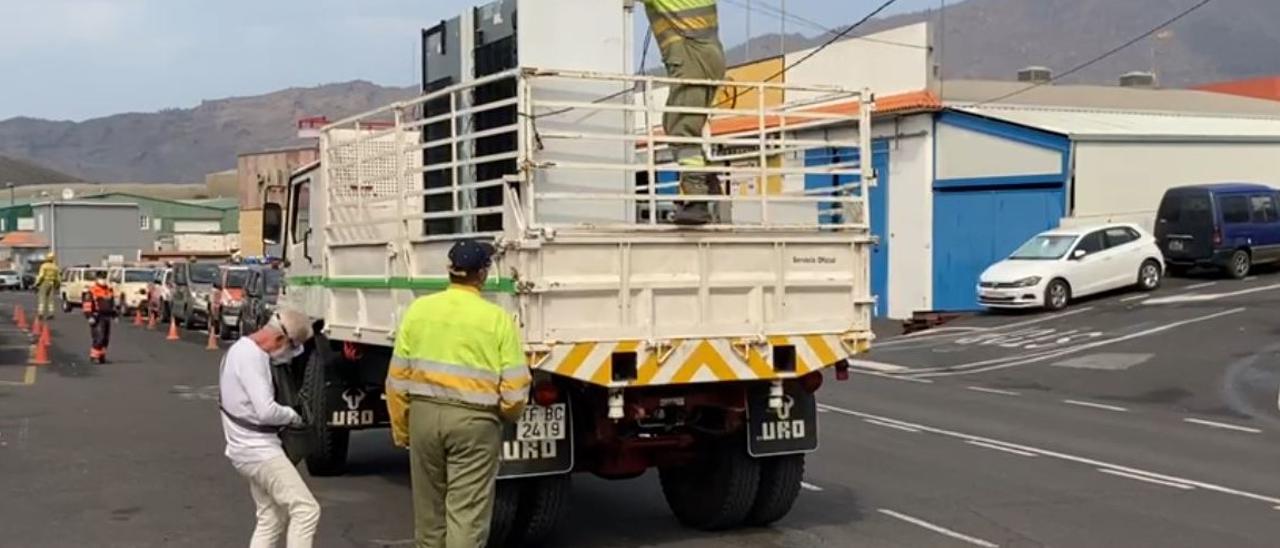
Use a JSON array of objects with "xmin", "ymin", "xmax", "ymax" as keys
[{"xmin": 0, "ymin": 0, "xmax": 940, "ymax": 121}]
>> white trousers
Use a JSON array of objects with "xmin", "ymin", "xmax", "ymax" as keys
[{"xmin": 233, "ymin": 455, "xmax": 321, "ymax": 548}]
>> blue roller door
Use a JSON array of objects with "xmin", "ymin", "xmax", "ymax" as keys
[{"xmin": 806, "ymin": 140, "xmax": 889, "ymax": 316}]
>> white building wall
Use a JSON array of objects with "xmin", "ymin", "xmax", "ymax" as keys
[
  {"xmin": 1072, "ymin": 141, "xmax": 1280, "ymax": 232},
  {"xmin": 785, "ymin": 23, "xmax": 934, "ymax": 101},
  {"xmin": 936, "ymin": 123, "xmax": 1062, "ymax": 180}
]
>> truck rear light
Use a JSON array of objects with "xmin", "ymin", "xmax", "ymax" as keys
[
  {"xmin": 772, "ymin": 345, "xmax": 797, "ymax": 373},
  {"xmin": 532, "ymin": 380, "xmax": 559, "ymax": 406},
  {"xmin": 1213, "ymin": 228, "xmax": 1222, "ymax": 246},
  {"xmin": 835, "ymin": 360, "xmax": 850, "ymax": 381},
  {"xmin": 342, "ymin": 341, "xmax": 363, "ymax": 362},
  {"xmin": 801, "ymin": 371, "xmax": 824, "ymax": 393}
]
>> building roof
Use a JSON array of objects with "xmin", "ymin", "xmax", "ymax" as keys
[
  {"xmin": 941, "ymin": 79, "xmax": 1280, "ymax": 117},
  {"xmin": 953, "ymin": 104, "xmax": 1280, "ymax": 143},
  {"xmin": 0, "ymin": 231, "xmax": 49, "ymax": 248},
  {"xmin": 1193, "ymin": 76, "xmax": 1280, "ymax": 103},
  {"xmin": 179, "ymin": 197, "xmax": 239, "ymax": 209},
  {"xmin": 30, "ymin": 200, "xmax": 140, "ymax": 208}
]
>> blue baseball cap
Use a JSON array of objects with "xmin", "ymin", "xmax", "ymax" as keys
[{"xmin": 448, "ymin": 240, "xmax": 496, "ymax": 275}]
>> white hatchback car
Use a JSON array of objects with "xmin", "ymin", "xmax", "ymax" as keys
[{"xmin": 978, "ymin": 223, "xmax": 1165, "ymax": 311}]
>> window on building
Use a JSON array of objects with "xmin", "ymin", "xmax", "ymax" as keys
[
  {"xmin": 1219, "ymin": 196, "xmax": 1251, "ymax": 224},
  {"xmin": 140, "ymin": 215, "xmax": 151, "ymax": 230},
  {"xmin": 1249, "ymin": 195, "xmax": 1278, "ymax": 223}
]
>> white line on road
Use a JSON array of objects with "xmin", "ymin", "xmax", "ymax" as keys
[
  {"xmin": 877, "ymin": 509, "xmax": 1000, "ymax": 548},
  {"xmin": 800, "ymin": 481, "xmax": 824, "ymax": 492},
  {"xmin": 863, "ymin": 418, "xmax": 922, "ymax": 433},
  {"xmin": 913, "ymin": 308, "xmax": 1246, "ymax": 378},
  {"xmin": 851, "ymin": 369, "xmax": 934, "ymax": 384},
  {"xmin": 1120, "ymin": 293, "xmax": 1149, "ymax": 302},
  {"xmin": 817, "ymin": 403, "xmax": 1280, "ymax": 508},
  {"xmin": 1145, "ymin": 283, "xmax": 1280, "ymax": 305},
  {"xmin": 965, "ymin": 440, "xmax": 1037, "ymax": 457},
  {"xmin": 1183, "ymin": 417, "xmax": 1262, "ymax": 434},
  {"xmin": 880, "ymin": 308, "xmax": 1100, "ymax": 348},
  {"xmin": 1063, "ymin": 399, "xmax": 1129, "ymax": 412},
  {"xmin": 1098, "ymin": 468, "xmax": 1195, "ymax": 490},
  {"xmin": 847, "ymin": 359, "xmax": 911, "ymax": 373},
  {"xmin": 1185, "ymin": 282, "xmax": 1217, "ymax": 290},
  {"xmin": 966, "ymin": 386, "xmax": 1021, "ymax": 397}
]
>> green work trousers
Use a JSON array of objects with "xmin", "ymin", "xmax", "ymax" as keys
[
  {"xmin": 410, "ymin": 397, "xmax": 502, "ymax": 548},
  {"xmin": 661, "ymin": 37, "xmax": 727, "ymax": 196},
  {"xmin": 37, "ymin": 284, "xmax": 58, "ymax": 319}
]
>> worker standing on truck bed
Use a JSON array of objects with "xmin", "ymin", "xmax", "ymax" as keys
[
  {"xmin": 386, "ymin": 240, "xmax": 532, "ymax": 548},
  {"xmin": 644, "ymin": 0, "xmax": 727, "ymax": 225},
  {"xmin": 82, "ymin": 273, "xmax": 116, "ymax": 364},
  {"xmin": 35, "ymin": 252, "xmax": 60, "ymax": 320}
]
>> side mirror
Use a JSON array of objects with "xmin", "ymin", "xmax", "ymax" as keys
[
  {"xmin": 263, "ymin": 203, "xmax": 284, "ymax": 245},
  {"xmin": 1072, "ymin": 249, "xmax": 1088, "ymax": 260}
]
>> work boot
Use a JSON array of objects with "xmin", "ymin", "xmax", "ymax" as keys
[{"xmin": 672, "ymin": 202, "xmax": 712, "ymax": 226}]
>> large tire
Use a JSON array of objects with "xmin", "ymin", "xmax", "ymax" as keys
[
  {"xmin": 659, "ymin": 440, "xmax": 761, "ymax": 531},
  {"xmin": 302, "ymin": 350, "xmax": 350, "ymax": 476},
  {"xmin": 1226, "ymin": 249, "xmax": 1251, "ymax": 279},
  {"xmin": 511, "ymin": 475, "xmax": 572, "ymax": 547},
  {"xmin": 747, "ymin": 454, "xmax": 805, "ymax": 526},
  {"xmin": 486, "ymin": 481, "xmax": 523, "ymax": 548}
]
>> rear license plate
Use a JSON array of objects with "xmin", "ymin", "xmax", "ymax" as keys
[
  {"xmin": 1169, "ymin": 240, "xmax": 1184, "ymax": 251},
  {"xmin": 516, "ymin": 403, "xmax": 567, "ymax": 441}
]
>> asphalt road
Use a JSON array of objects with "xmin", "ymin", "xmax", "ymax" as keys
[{"xmin": 3, "ymin": 271, "xmax": 1280, "ymax": 547}]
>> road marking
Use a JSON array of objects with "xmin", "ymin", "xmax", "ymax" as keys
[
  {"xmin": 877, "ymin": 509, "xmax": 1000, "ymax": 548},
  {"xmin": 863, "ymin": 418, "xmax": 921, "ymax": 433},
  {"xmin": 1186, "ymin": 282, "xmax": 1217, "ymax": 290},
  {"xmin": 851, "ymin": 369, "xmax": 934, "ymax": 384},
  {"xmin": 800, "ymin": 481, "xmax": 824, "ymax": 492},
  {"xmin": 965, "ymin": 440, "xmax": 1037, "ymax": 457},
  {"xmin": 1120, "ymin": 294, "xmax": 1149, "ymax": 302},
  {"xmin": 913, "ymin": 308, "xmax": 1246, "ymax": 378},
  {"xmin": 1145, "ymin": 283, "xmax": 1280, "ymax": 305},
  {"xmin": 1098, "ymin": 468, "xmax": 1195, "ymax": 490},
  {"xmin": 1051, "ymin": 352, "xmax": 1151, "ymax": 371},
  {"xmin": 966, "ymin": 386, "xmax": 1020, "ymax": 396},
  {"xmin": 1184, "ymin": 417, "xmax": 1262, "ymax": 434},
  {"xmin": 0, "ymin": 365, "xmax": 37, "ymax": 387},
  {"xmin": 847, "ymin": 359, "xmax": 911, "ymax": 373},
  {"xmin": 1063, "ymin": 399, "xmax": 1128, "ymax": 412},
  {"xmin": 817, "ymin": 403, "xmax": 1280, "ymax": 508}
]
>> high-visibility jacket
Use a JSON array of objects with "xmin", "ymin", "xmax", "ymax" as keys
[
  {"xmin": 386, "ymin": 285, "xmax": 531, "ymax": 447},
  {"xmin": 644, "ymin": 0, "xmax": 720, "ymax": 50},
  {"xmin": 35, "ymin": 261, "xmax": 60, "ymax": 288},
  {"xmin": 83, "ymin": 283, "xmax": 116, "ymax": 317}
]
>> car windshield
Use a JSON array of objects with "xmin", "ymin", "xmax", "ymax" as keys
[
  {"xmin": 124, "ymin": 270, "xmax": 153, "ymax": 282},
  {"xmin": 189, "ymin": 264, "xmax": 219, "ymax": 284},
  {"xmin": 1009, "ymin": 235, "xmax": 1078, "ymax": 260},
  {"xmin": 225, "ymin": 270, "xmax": 249, "ymax": 288}
]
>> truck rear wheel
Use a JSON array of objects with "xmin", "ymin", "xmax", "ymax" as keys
[
  {"xmin": 487, "ymin": 480, "xmax": 522, "ymax": 548},
  {"xmin": 487, "ymin": 475, "xmax": 571, "ymax": 548},
  {"xmin": 659, "ymin": 440, "xmax": 761, "ymax": 531},
  {"xmin": 302, "ymin": 350, "xmax": 350, "ymax": 476},
  {"xmin": 747, "ymin": 454, "xmax": 805, "ymax": 526}
]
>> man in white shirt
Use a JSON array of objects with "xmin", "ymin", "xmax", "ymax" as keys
[{"xmin": 219, "ymin": 308, "xmax": 320, "ymax": 548}]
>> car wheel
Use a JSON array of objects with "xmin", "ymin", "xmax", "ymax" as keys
[
  {"xmin": 1044, "ymin": 279, "xmax": 1071, "ymax": 311},
  {"xmin": 1138, "ymin": 260, "xmax": 1162, "ymax": 291},
  {"xmin": 1226, "ymin": 250, "xmax": 1251, "ymax": 279}
]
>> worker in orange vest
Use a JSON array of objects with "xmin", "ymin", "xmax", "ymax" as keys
[{"xmin": 82, "ymin": 272, "xmax": 118, "ymax": 364}]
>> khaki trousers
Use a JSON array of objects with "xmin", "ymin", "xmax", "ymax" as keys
[{"xmin": 410, "ymin": 397, "xmax": 502, "ymax": 548}]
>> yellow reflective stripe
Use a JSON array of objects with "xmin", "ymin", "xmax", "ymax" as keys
[
  {"xmin": 387, "ymin": 377, "xmax": 500, "ymax": 407},
  {"xmin": 648, "ymin": 0, "xmax": 717, "ymax": 13},
  {"xmin": 392, "ymin": 355, "xmax": 500, "ymax": 383},
  {"xmin": 388, "ymin": 357, "xmax": 504, "ymax": 407},
  {"xmin": 499, "ymin": 366, "xmax": 532, "ymax": 403}
]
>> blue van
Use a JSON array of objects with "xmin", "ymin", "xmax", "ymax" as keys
[{"xmin": 1155, "ymin": 183, "xmax": 1280, "ymax": 278}]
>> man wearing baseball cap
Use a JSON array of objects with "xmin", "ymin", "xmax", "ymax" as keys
[{"xmin": 385, "ymin": 239, "xmax": 531, "ymax": 547}]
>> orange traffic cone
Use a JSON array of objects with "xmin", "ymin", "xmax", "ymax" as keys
[
  {"xmin": 30, "ymin": 316, "xmax": 42, "ymax": 339},
  {"xmin": 133, "ymin": 308, "xmax": 144, "ymax": 327},
  {"xmin": 29, "ymin": 335, "xmax": 50, "ymax": 366},
  {"xmin": 39, "ymin": 322, "xmax": 51, "ymax": 348},
  {"xmin": 205, "ymin": 325, "xmax": 219, "ymax": 350},
  {"xmin": 166, "ymin": 317, "xmax": 180, "ymax": 341},
  {"xmin": 16, "ymin": 306, "xmax": 28, "ymax": 332}
]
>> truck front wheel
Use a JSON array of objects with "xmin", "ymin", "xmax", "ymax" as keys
[
  {"xmin": 302, "ymin": 350, "xmax": 350, "ymax": 476},
  {"xmin": 487, "ymin": 474, "xmax": 571, "ymax": 548},
  {"xmin": 747, "ymin": 454, "xmax": 805, "ymax": 526},
  {"xmin": 659, "ymin": 440, "xmax": 761, "ymax": 531}
]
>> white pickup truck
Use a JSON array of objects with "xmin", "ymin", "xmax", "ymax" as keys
[{"xmin": 263, "ymin": 66, "xmax": 875, "ymax": 545}]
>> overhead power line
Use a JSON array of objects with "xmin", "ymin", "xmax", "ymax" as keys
[
  {"xmin": 968, "ymin": 0, "xmax": 1215, "ymax": 107},
  {"xmin": 720, "ymin": 0, "xmax": 926, "ymax": 51}
]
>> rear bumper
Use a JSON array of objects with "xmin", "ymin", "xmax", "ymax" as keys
[{"xmin": 1165, "ymin": 249, "xmax": 1235, "ymax": 268}]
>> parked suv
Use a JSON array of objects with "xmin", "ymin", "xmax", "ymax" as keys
[
  {"xmin": 111, "ymin": 266, "xmax": 156, "ymax": 314},
  {"xmin": 1156, "ymin": 183, "xmax": 1280, "ymax": 279},
  {"xmin": 171, "ymin": 261, "xmax": 220, "ymax": 328},
  {"xmin": 239, "ymin": 266, "xmax": 283, "ymax": 335},
  {"xmin": 62, "ymin": 266, "xmax": 108, "ymax": 312}
]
